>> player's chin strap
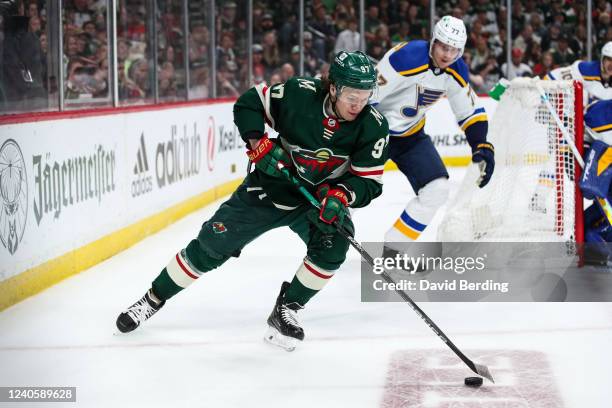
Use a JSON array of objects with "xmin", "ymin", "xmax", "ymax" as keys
[{"xmin": 276, "ymin": 162, "xmax": 495, "ymax": 384}]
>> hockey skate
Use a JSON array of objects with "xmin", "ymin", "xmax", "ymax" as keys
[
  {"xmin": 116, "ymin": 289, "xmax": 165, "ymax": 333},
  {"xmin": 264, "ymin": 281, "xmax": 304, "ymax": 352}
]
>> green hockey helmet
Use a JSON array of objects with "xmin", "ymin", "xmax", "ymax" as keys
[{"xmin": 329, "ymin": 51, "xmax": 377, "ymax": 91}]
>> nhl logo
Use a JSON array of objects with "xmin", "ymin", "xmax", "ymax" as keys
[{"xmin": 0, "ymin": 139, "xmax": 28, "ymax": 255}]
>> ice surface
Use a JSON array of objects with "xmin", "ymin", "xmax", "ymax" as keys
[{"xmin": 1, "ymin": 168, "xmax": 611, "ymax": 407}]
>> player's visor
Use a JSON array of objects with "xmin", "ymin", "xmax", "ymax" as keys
[{"xmin": 336, "ymin": 87, "xmax": 373, "ymax": 108}]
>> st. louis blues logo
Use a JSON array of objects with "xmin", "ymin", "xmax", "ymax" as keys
[
  {"xmin": 291, "ymin": 147, "xmax": 348, "ymax": 185},
  {"xmin": 401, "ymin": 85, "xmax": 444, "ymax": 117}
]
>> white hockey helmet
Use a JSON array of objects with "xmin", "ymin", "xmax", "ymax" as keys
[
  {"xmin": 602, "ymin": 41, "xmax": 612, "ymax": 60},
  {"xmin": 430, "ymin": 15, "xmax": 467, "ymax": 62}
]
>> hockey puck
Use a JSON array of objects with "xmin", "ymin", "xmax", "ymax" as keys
[{"xmin": 464, "ymin": 377, "xmax": 483, "ymax": 387}]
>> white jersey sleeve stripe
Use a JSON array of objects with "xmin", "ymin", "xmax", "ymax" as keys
[{"xmin": 254, "ymin": 83, "xmax": 275, "ymax": 128}]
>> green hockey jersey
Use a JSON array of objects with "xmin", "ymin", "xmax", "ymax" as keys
[{"xmin": 234, "ymin": 77, "xmax": 389, "ymax": 209}]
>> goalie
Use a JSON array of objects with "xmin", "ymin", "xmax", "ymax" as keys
[
  {"xmin": 580, "ymin": 99, "xmax": 612, "ymax": 258},
  {"xmin": 545, "ymin": 41, "xmax": 612, "ymax": 103}
]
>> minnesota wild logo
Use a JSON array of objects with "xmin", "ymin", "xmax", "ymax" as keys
[
  {"xmin": 291, "ymin": 147, "xmax": 348, "ymax": 185},
  {"xmin": 212, "ymin": 222, "xmax": 227, "ymax": 233}
]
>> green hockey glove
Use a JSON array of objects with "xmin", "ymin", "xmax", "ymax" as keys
[
  {"xmin": 247, "ymin": 134, "xmax": 291, "ymax": 179},
  {"xmin": 307, "ymin": 184, "xmax": 350, "ymax": 233}
]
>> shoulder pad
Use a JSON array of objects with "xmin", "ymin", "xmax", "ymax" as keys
[
  {"xmin": 445, "ymin": 58, "xmax": 469, "ymax": 88},
  {"xmin": 388, "ymin": 40, "xmax": 430, "ymax": 77},
  {"xmin": 586, "ymin": 100, "xmax": 612, "ymax": 132},
  {"xmin": 577, "ymin": 61, "xmax": 601, "ymax": 81}
]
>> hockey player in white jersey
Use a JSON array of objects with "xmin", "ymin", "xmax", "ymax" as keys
[
  {"xmin": 372, "ymin": 16, "xmax": 495, "ymax": 254},
  {"xmin": 545, "ymin": 41, "xmax": 612, "ymax": 103},
  {"xmin": 579, "ymin": 99, "xmax": 612, "ymax": 261}
]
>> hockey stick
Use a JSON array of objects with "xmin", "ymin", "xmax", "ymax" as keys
[
  {"xmin": 534, "ymin": 81, "xmax": 612, "ymax": 226},
  {"xmin": 278, "ymin": 165, "xmax": 495, "ymax": 383}
]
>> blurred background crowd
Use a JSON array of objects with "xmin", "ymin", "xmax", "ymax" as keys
[{"xmin": 1, "ymin": 0, "xmax": 611, "ymax": 114}]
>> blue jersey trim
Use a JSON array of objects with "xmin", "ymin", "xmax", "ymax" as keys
[
  {"xmin": 578, "ymin": 61, "xmax": 601, "ymax": 79},
  {"xmin": 445, "ymin": 58, "xmax": 470, "ymax": 88},
  {"xmin": 458, "ymin": 107, "xmax": 486, "ymax": 127},
  {"xmin": 585, "ymin": 100, "xmax": 612, "ymax": 130},
  {"xmin": 389, "ymin": 40, "xmax": 430, "ymax": 75}
]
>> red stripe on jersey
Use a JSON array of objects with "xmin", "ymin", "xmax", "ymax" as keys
[
  {"xmin": 303, "ymin": 262, "xmax": 332, "ymax": 279},
  {"xmin": 350, "ymin": 168, "xmax": 384, "ymax": 177},
  {"xmin": 175, "ymin": 253, "xmax": 199, "ymax": 280}
]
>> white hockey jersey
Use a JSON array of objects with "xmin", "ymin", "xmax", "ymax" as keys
[
  {"xmin": 371, "ymin": 40, "xmax": 487, "ymax": 143},
  {"xmin": 546, "ymin": 60, "xmax": 612, "ymax": 103}
]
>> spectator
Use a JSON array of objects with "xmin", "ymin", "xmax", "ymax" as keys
[
  {"xmin": 533, "ymin": 50, "xmax": 555, "ymax": 78},
  {"xmin": 289, "ymin": 45, "xmax": 300, "ymax": 74},
  {"xmin": 269, "ymin": 71, "xmax": 282, "ymax": 86},
  {"xmin": 73, "ymin": 0, "xmax": 92, "ymax": 28},
  {"xmin": 471, "ymin": 36, "xmax": 491, "ymax": 72},
  {"xmin": 391, "ymin": 21, "xmax": 410, "ymax": 47},
  {"xmin": 2, "ymin": 14, "xmax": 46, "ymax": 110},
  {"xmin": 125, "ymin": 58, "xmax": 149, "ymax": 99},
  {"xmin": 364, "ymin": 5, "xmax": 380, "ymax": 43},
  {"xmin": 262, "ymin": 30, "xmax": 281, "ymax": 77},
  {"xmin": 189, "ymin": 23, "xmax": 209, "ymax": 65},
  {"xmin": 541, "ymin": 23, "xmax": 563, "ymax": 53},
  {"xmin": 216, "ymin": 61, "xmax": 240, "ymax": 97},
  {"xmin": 334, "ymin": 17, "xmax": 359, "ymax": 54},
  {"xmin": 513, "ymin": 24, "xmax": 539, "ymax": 55},
  {"xmin": 216, "ymin": 31, "xmax": 236, "ymax": 69},
  {"xmin": 462, "ymin": 50, "xmax": 484, "ymax": 91},
  {"xmin": 190, "ymin": 63, "xmax": 209, "ymax": 99},
  {"xmin": 552, "ymin": 35, "xmax": 575, "ymax": 66},
  {"xmin": 301, "ymin": 31, "xmax": 322, "ymax": 76},
  {"xmin": 218, "ymin": 1, "xmax": 237, "ymax": 35},
  {"xmin": 309, "ymin": 4, "xmax": 336, "ymax": 60},
  {"xmin": 475, "ymin": 54, "xmax": 502, "ymax": 94},
  {"xmin": 280, "ymin": 62, "xmax": 294, "ymax": 82},
  {"xmin": 501, "ymin": 47, "xmax": 533, "ymax": 79}
]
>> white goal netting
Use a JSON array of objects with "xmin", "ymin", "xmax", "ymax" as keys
[{"xmin": 438, "ymin": 78, "xmax": 583, "ymax": 243}]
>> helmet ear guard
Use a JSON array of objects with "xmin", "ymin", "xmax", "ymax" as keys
[{"xmin": 429, "ymin": 15, "xmax": 467, "ymax": 63}]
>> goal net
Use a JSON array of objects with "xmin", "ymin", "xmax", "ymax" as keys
[{"xmin": 438, "ymin": 78, "xmax": 584, "ymax": 244}]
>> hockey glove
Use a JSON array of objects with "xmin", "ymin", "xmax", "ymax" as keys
[
  {"xmin": 472, "ymin": 142, "xmax": 495, "ymax": 188},
  {"xmin": 246, "ymin": 133, "xmax": 291, "ymax": 179},
  {"xmin": 306, "ymin": 184, "xmax": 350, "ymax": 234}
]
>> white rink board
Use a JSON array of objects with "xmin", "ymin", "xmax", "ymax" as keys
[
  {"xmin": 425, "ymin": 96, "xmax": 497, "ymax": 158},
  {"xmin": 0, "ymin": 102, "xmax": 244, "ymax": 281}
]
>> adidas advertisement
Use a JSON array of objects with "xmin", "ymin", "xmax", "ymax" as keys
[{"xmin": 131, "ymin": 133, "xmax": 153, "ymax": 197}]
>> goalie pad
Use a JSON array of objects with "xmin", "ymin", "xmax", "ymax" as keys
[{"xmin": 580, "ymin": 140, "xmax": 612, "ymax": 200}]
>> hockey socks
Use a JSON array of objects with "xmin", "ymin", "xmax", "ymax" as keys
[{"xmin": 284, "ymin": 258, "xmax": 336, "ymax": 306}]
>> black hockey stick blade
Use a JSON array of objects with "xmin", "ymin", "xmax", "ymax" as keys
[{"xmin": 473, "ymin": 362, "xmax": 495, "ymax": 383}]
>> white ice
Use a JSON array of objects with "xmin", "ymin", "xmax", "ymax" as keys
[{"xmin": 1, "ymin": 168, "xmax": 611, "ymax": 408}]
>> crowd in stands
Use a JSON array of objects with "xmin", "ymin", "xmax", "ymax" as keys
[{"xmin": 1, "ymin": 0, "xmax": 611, "ymax": 112}]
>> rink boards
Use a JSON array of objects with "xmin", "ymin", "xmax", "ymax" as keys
[{"xmin": 0, "ymin": 96, "xmax": 496, "ymax": 310}]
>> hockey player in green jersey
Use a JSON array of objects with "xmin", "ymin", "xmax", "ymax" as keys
[{"xmin": 116, "ymin": 51, "xmax": 389, "ymax": 351}]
